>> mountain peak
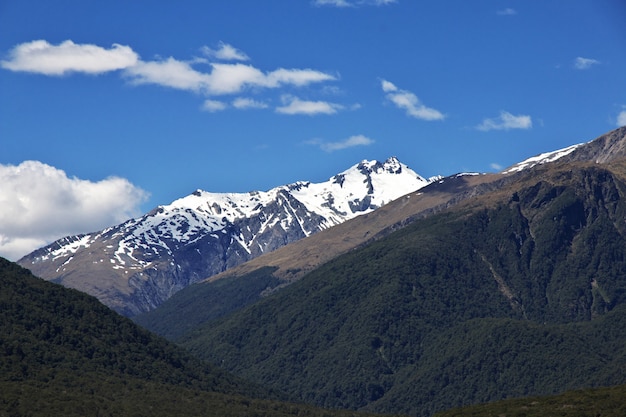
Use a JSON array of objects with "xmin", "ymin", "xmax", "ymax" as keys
[
  {"xmin": 503, "ymin": 126, "xmax": 626, "ymax": 174},
  {"xmin": 19, "ymin": 157, "xmax": 432, "ymax": 316},
  {"xmin": 560, "ymin": 125, "xmax": 626, "ymax": 164}
]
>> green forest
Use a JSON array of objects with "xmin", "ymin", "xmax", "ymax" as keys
[{"xmin": 0, "ymin": 257, "xmax": 405, "ymax": 417}]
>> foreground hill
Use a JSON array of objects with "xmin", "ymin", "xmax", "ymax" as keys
[
  {"xmin": 18, "ymin": 157, "xmax": 431, "ymax": 317},
  {"xmin": 0, "ymin": 257, "xmax": 404, "ymax": 417},
  {"xmin": 175, "ymin": 156, "xmax": 626, "ymax": 416},
  {"xmin": 434, "ymin": 383, "xmax": 626, "ymax": 417}
]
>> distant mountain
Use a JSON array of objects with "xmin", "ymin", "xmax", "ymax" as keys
[
  {"xmin": 0, "ymin": 256, "xmax": 406, "ymax": 417},
  {"xmin": 18, "ymin": 157, "xmax": 433, "ymax": 316},
  {"xmin": 137, "ymin": 129, "xmax": 626, "ymax": 339},
  {"xmin": 147, "ymin": 127, "xmax": 626, "ymax": 416}
]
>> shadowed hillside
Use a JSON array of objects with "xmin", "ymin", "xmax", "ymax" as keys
[
  {"xmin": 0, "ymin": 257, "xmax": 405, "ymax": 417},
  {"xmin": 177, "ymin": 161, "xmax": 626, "ymax": 416}
]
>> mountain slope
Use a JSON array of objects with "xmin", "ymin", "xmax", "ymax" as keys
[
  {"xmin": 137, "ymin": 127, "xmax": 626, "ymax": 339},
  {"xmin": 134, "ymin": 171, "xmax": 507, "ymax": 339},
  {"xmin": 0, "ymin": 257, "xmax": 406, "ymax": 417},
  {"xmin": 18, "ymin": 157, "xmax": 431, "ymax": 316},
  {"xmin": 177, "ymin": 158, "xmax": 626, "ymax": 416}
]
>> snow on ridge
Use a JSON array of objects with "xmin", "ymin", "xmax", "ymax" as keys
[
  {"xmin": 503, "ymin": 144, "xmax": 582, "ymax": 174},
  {"xmin": 30, "ymin": 157, "xmax": 434, "ymax": 269},
  {"xmin": 159, "ymin": 157, "xmax": 430, "ymax": 229}
]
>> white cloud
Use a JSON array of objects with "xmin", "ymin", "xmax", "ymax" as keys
[
  {"xmin": 574, "ymin": 56, "xmax": 600, "ymax": 70},
  {"xmin": 312, "ymin": 0, "xmax": 396, "ymax": 6},
  {"xmin": 476, "ymin": 111, "xmax": 532, "ymax": 131},
  {"xmin": 276, "ymin": 95, "xmax": 343, "ymax": 115},
  {"xmin": 617, "ymin": 107, "xmax": 626, "ymax": 127},
  {"xmin": 307, "ymin": 134, "xmax": 375, "ymax": 152},
  {"xmin": 490, "ymin": 163, "xmax": 503, "ymax": 170},
  {"xmin": 0, "ymin": 40, "xmax": 138, "ymax": 75},
  {"xmin": 265, "ymin": 68, "xmax": 338, "ymax": 87},
  {"xmin": 0, "ymin": 161, "xmax": 148, "ymax": 261},
  {"xmin": 202, "ymin": 99, "xmax": 228, "ymax": 112},
  {"xmin": 497, "ymin": 8, "xmax": 517, "ymax": 15},
  {"xmin": 2, "ymin": 39, "xmax": 338, "ymax": 111},
  {"xmin": 233, "ymin": 97, "xmax": 269, "ymax": 109},
  {"xmin": 201, "ymin": 42, "xmax": 249, "ymax": 61},
  {"xmin": 381, "ymin": 79, "xmax": 445, "ymax": 121},
  {"xmin": 124, "ymin": 59, "xmax": 336, "ymax": 95},
  {"xmin": 125, "ymin": 57, "xmax": 210, "ymax": 92}
]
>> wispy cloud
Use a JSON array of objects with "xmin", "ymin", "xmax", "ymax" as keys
[
  {"xmin": 617, "ymin": 106, "xmax": 626, "ymax": 127},
  {"xmin": 574, "ymin": 56, "xmax": 600, "ymax": 70},
  {"xmin": 276, "ymin": 95, "xmax": 343, "ymax": 115},
  {"xmin": 312, "ymin": 0, "xmax": 396, "ymax": 7},
  {"xmin": 497, "ymin": 8, "xmax": 517, "ymax": 16},
  {"xmin": 306, "ymin": 134, "xmax": 375, "ymax": 152},
  {"xmin": 0, "ymin": 40, "xmax": 138, "ymax": 75},
  {"xmin": 0, "ymin": 161, "xmax": 148, "ymax": 261},
  {"xmin": 233, "ymin": 97, "xmax": 269, "ymax": 109},
  {"xmin": 476, "ymin": 111, "xmax": 532, "ymax": 131},
  {"xmin": 200, "ymin": 42, "xmax": 249, "ymax": 61},
  {"xmin": 202, "ymin": 99, "xmax": 228, "ymax": 112},
  {"xmin": 381, "ymin": 79, "xmax": 445, "ymax": 121}
]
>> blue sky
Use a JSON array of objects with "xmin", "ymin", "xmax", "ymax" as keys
[{"xmin": 1, "ymin": 0, "xmax": 625, "ymax": 260}]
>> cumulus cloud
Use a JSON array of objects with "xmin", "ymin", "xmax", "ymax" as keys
[
  {"xmin": 476, "ymin": 111, "xmax": 532, "ymax": 131},
  {"xmin": 381, "ymin": 79, "xmax": 445, "ymax": 121},
  {"xmin": 0, "ymin": 40, "xmax": 138, "ymax": 75},
  {"xmin": 574, "ymin": 57, "xmax": 600, "ymax": 70},
  {"xmin": 200, "ymin": 42, "xmax": 249, "ymax": 61},
  {"xmin": 0, "ymin": 161, "xmax": 148, "ymax": 261},
  {"xmin": 276, "ymin": 95, "xmax": 343, "ymax": 115},
  {"xmin": 306, "ymin": 134, "xmax": 375, "ymax": 152},
  {"xmin": 617, "ymin": 107, "xmax": 626, "ymax": 127},
  {"xmin": 2, "ymin": 39, "xmax": 338, "ymax": 105},
  {"xmin": 312, "ymin": 0, "xmax": 396, "ymax": 6}
]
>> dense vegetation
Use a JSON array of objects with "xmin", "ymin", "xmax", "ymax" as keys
[
  {"xmin": 0, "ymin": 257, "xmax": 405, "ymax": 417},
  {"xmin": 434, "ymin": 383, "xmax": 626, "ymax": 417},
  {"xmin": 176, "ymin": 165, "xmax": 626, "ymax": 416},
  {"xmin": 133, "ymin": 266, "xmax": 281, "ymax": 340}
]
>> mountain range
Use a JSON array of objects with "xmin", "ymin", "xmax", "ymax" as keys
[
  {"xmin": 11, "ymin": 125, "xmax": 626, "ymax": 416},
  {"xmin": 18, "ymin": 157, "xmax": 432, "ymax": 316},
  {"xmin": 137, "ymin": 126, "xmax": 626, "ymax": 415}
]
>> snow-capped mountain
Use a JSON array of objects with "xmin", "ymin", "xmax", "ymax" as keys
[
  {"xmin": 19, "ymin": 157, "xmax": 433, "ymax": 316},
  {"xmin": 502, "ymin": 144, "xmax": 582, "ymax": 174}
]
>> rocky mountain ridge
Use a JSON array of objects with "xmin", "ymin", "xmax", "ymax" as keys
[{"xmin": 19, "ymin": 157, "xmax": 432, "ymax": 316}]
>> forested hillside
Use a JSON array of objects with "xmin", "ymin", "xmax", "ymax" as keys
[
  {"xmin": 433, "ymin": 383, "xmax": 626, "ymax": 417},
  {"xmin": 178, "ymin": 162, "xmax": 626, "ymax": 416},
  {"xmin": 0, "ymin": 257, "xmax": 404, "ymax": 417}
]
